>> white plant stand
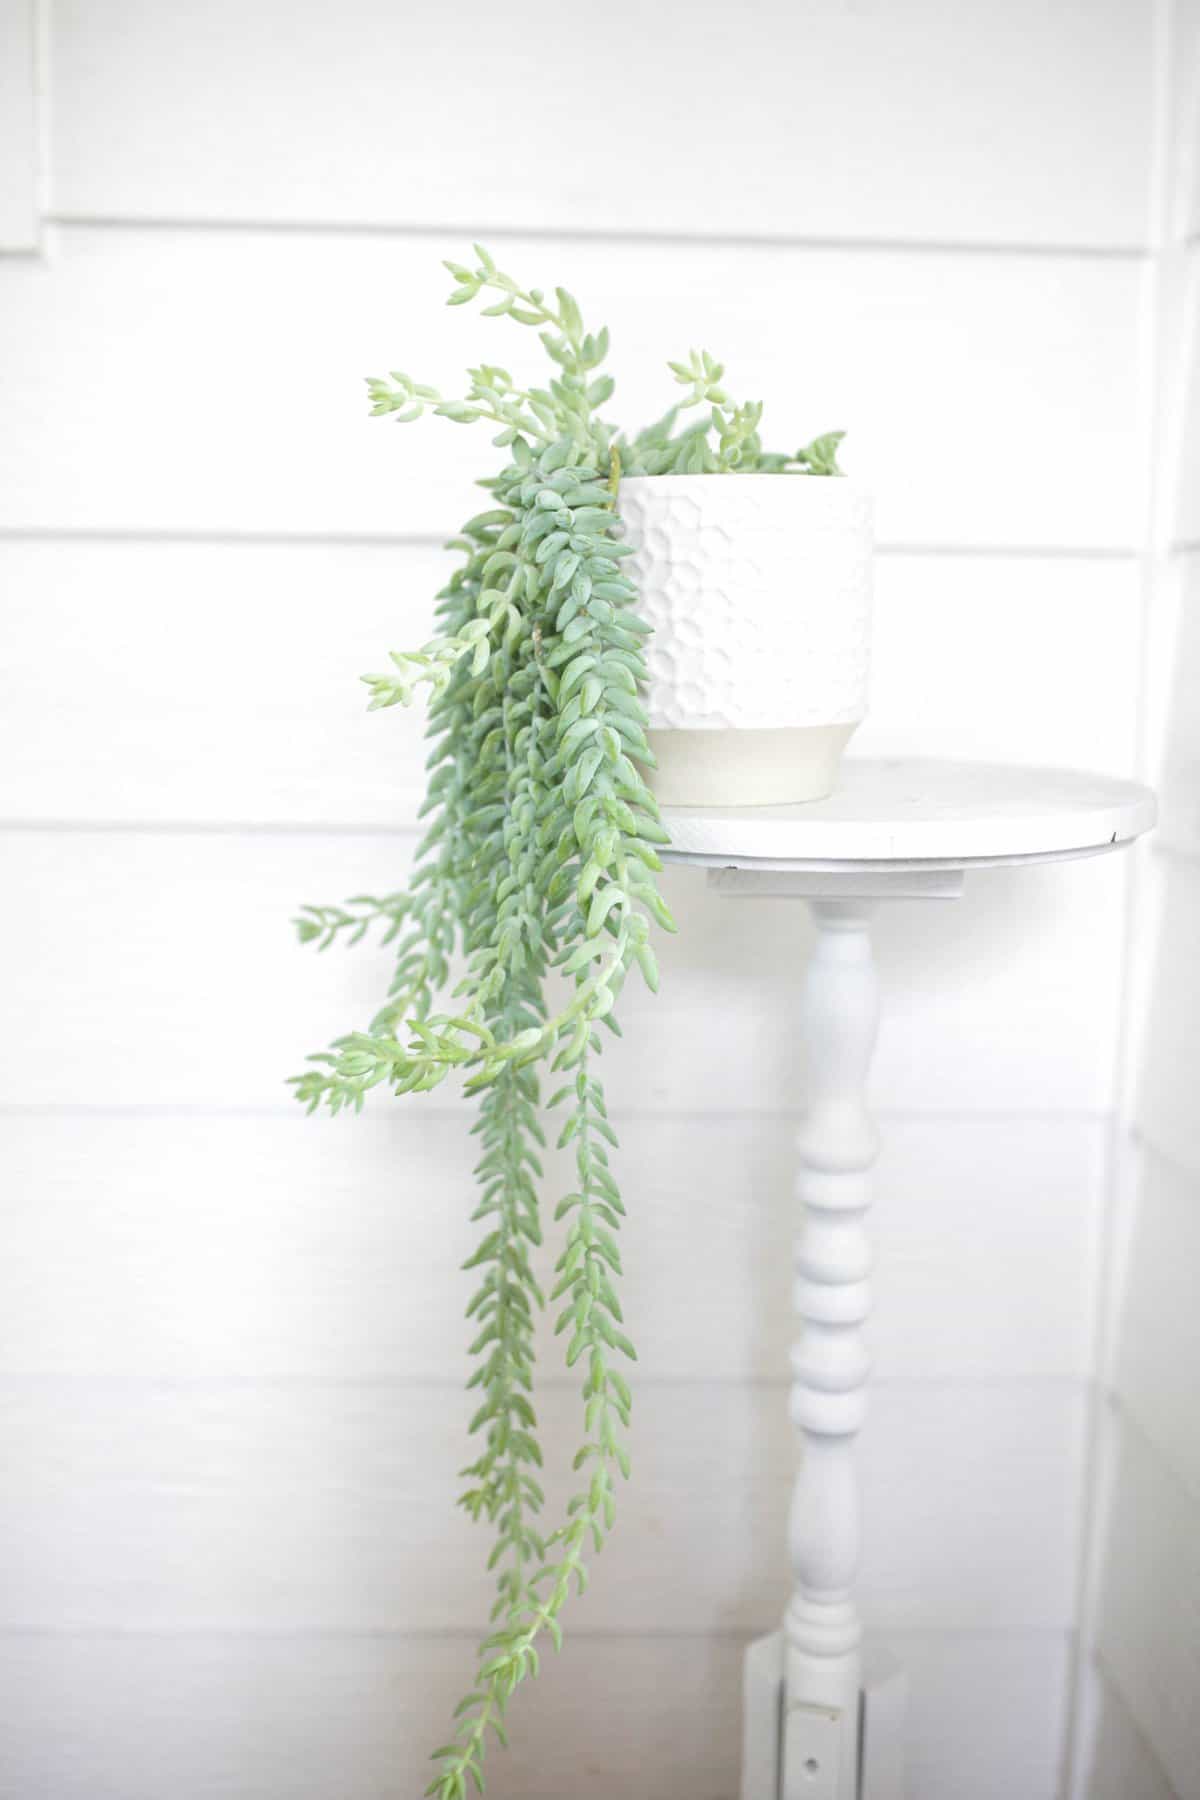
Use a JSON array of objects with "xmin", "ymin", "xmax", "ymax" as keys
[{"xmin": 661, "ymin": 759, "xmax": 1156, "ymax": 1800}]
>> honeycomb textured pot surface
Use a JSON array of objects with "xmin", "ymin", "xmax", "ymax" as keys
[{"xmin": 619, "ymin": 475, "xmax": 873, "ymax": 731}]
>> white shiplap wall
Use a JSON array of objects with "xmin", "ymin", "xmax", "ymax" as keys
[
  {"xmin": 1070, "ymin": 3, "xmax": 1200, "ymax": 1797},
  {"xmin": 0, "ymin": 5, "xmax": 1161, "ymax": 1797},
  {"xmin": 0, "ymin": 0, "xmax": 38, "ymax": 250}
]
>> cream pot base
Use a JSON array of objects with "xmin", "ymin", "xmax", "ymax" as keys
[
  {"xmin": 619, "ymin": 474, "xmax": 874, "ymax": 810},
  {"xmin": 647, "ymin": 723, "xmax": 859, "ymax": 807}
]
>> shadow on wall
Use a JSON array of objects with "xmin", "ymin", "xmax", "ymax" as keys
[
  {"xmin": 1081, "ymin": 569, "xmax": 1200, "ymax": 1800},
  {"xmin": 1082, "ymin": 1669, "xmax": 1178, "ymax": 1800}
]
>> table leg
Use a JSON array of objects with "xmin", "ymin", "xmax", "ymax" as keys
[
  {"xmin": 782, "ymin": 900, "xmax": 879, "ymax": 1799},
  {"xmin": 736, "ymin": 891, "xmax": 909, "ymax": 1799}
]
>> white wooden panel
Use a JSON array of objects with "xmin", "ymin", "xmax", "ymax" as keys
[
  {"xmin": 897, "ymin": 1631, "xmax": 1070, "ymax": 1800},
  {"xmin": 0, "ymin": 538, "xmax": 448, "ymax": 825},
  {"xmin": 0, "ymin": 227, "xmax": 1144, "ymax": 547},
  {"xmin": 1114, "ymin": 1147, "xmax": 1200, "ymax": 1496},
  {"xmin": 0, "ymin": 1628, "xmax": 1069, "ymax": 1800},
  {"xmin": 0, "ymin": 541, "xmax": 1142, "ymax": 826},
  {"xmin": 1174, "ymin": 252, "xmax": 1200, "ymax": 544},
  {"xmin": 0, "ymin": 1378, "xmax": 1084, "ymax": 1633},
  {"xmin": 48, "ymin": 0, "xmax": 1153, "ymax": 250},
  {"xmin": 0, "ymin": 1111, "xmax": 1104, "ymax": 1383},
  {"xmin": 1074, "ymin": 1664, "xmax": 1181, "ymax": 1800},
  {"xmin": 1177, "ymin": 0, "xmax": 1200, "ymax": 244},
  {"xmin": 0, "ymin": 830, "xmax": 1128, "ymax": 1113},
  {"xmin": 1157, "ymin": 552, "xmax": 1200, "ymax": 855},
  {"xmin": 0, "ymin": 0, "xmax": 38, "ymax": 250},
  {"xmin": 858, "ymin": 556, "xmax": 1139, "ymax": 773},
  {"xmin": 1095, "ymin": 1418, "xmax": 1200, "ymax": 1800},
  {"xmin": 1136, "ymin": 857, "xmax": 1200, "ymax": 1177},
  {"xmin": 1151, "ymin": 246, "xmax": 1197, "ymax": 549}
]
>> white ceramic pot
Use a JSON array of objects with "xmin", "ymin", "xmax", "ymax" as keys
[{"xmin": 619, "ymin": 474, "xmax": 873, "ymax": 806}]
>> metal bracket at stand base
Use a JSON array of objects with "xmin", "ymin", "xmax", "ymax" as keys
[{"xmin": 741, "ymin": 1633, "xmax": 907, "ymax": 1800}]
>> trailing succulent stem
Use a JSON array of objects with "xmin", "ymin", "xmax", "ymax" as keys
[
  {"xmin": 431, "ymin": 1050, "xmax": 632, "ymax": 1799},
  {"xmin": 291, "ymin": 245, "xmax": 844, "ymax": 1792}
]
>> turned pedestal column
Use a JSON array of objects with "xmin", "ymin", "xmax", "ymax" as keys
[
  {"xmin": 662, "ymin": 759, "xmax": 1155, "ymax": 1800},
  {"xmin": 784, "ymin": 902, "xmax": 878, "ymax": 1797}
]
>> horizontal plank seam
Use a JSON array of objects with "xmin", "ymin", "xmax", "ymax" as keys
[
  {"xmin": 0, "ymin": 1622, "xmax": 1075, "ymax": 1645},
  {"xmin": 0, "ymin": 813, "xmax": 1154, "ymax": 837},
  {"xmin": 869, "ymin": 543, "xmax": 1138, "ymax": 561},
  {"xmin": 0, "ymin": 1100, "xmax": 1114, "ymax": 1124},
  {"xmin": 41, "ymin": 213, "xmax": 1150, "ymax": 260},
  {"xmin": 0, "ymin": 1371, "xmax": 1092, "ymax": 1394},
  {"xmin": 0, "ymin": 818, "xmax": 430, "ymax": 835},
  {"xmin": 0, "ymin": 527, "xmax": 1141, "ymax": 559}
]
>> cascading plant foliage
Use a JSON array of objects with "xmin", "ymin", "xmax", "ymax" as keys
[{"xmin": 292, "ymin": 246, "xmax": 844, "ymax": 1797}]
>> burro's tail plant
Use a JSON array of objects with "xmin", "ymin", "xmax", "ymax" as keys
[{"xmin": 292, "ymin": 246, "xmax": 844, "ymax": 1796}]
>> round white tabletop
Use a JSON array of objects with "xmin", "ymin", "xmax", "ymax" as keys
[{"xmin": 661, "ymin": 758, "xmax": 1156, "ymax": 873}]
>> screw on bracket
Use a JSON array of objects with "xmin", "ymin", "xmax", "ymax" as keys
[{"xmin": 782, "ymin": 1701, "xmax": 846, "ymax": 1800}]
